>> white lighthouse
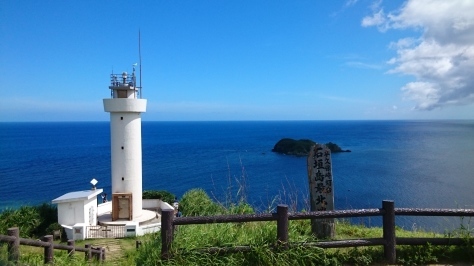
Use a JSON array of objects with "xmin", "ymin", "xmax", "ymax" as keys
[{"xmin": 103, "ymin": 66, "xmax": 147, "ymax": 221}]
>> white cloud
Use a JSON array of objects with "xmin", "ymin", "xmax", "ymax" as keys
[
  {"xmin": 388, "ymin": 37, "xmax": 418, "ymax": 50},
  {"xmin": 344, "ymin": 0, "xmax": 359, "ymax": 8},
  {"xmin": 361, "ymin": 9, "xmax": 387, "ymax": 30},
  {"xmin": 331, "ymin": 0, "xmax": 360, "ymax": 18},
  {"xmin": 401, "ymin": 82, "xmax": 440, "ymax": 110},
  {"xmin": 345, "ymin": 61, "xmax": 383, "ymax": 70},
  {"xmin": 362, "ymin": 0, "xmax": 474, "ymax": 110}
]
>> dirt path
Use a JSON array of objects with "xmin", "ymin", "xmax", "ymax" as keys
[{"xmin": 92, "ymin": 239, "xmax": 129, "ymax": 262}]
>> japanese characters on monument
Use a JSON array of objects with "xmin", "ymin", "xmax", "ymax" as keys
[
  {"xmin": 308, "ymin": 144, "xmax": 334, "ymax": 211},
  {"xmin": 307, "ymin": 143, "xmax": 335, "ymax": 238}
]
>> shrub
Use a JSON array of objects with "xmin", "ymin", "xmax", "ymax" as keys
[
  {"xmin": 0, "ymin": 206, "xmax": 40, "ymax": 237},
  {"xmin": 32, "ymin": 203, "xmax": 57, "ymax": 237},
  {"xmin": 227, "ymin": 202, "xmax": 254, "ymax": 215},
  {"xmin": 142, "ymin": 190, "xmax": 175, "ymax": 204},
  {"xmin": 0, "ymin": 203, "xmax": 57, "ymax": 238},
  {"xmin": 180, "ymin": 188, "xmax": 224, "ymax": 216}
]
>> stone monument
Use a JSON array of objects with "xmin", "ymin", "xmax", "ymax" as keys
[{"xmin": 307, "ymin": 143, "xmax": 335, "ymax": 238}]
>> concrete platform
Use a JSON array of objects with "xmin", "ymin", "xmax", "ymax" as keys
[{"xmin": 98, "ymin": 209, "xmax": 158, "ymax": 226}]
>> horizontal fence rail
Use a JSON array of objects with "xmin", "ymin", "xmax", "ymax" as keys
[
  {"xmin": 395, "ymin": 208, "xmax": 474, "ymax": 216},
  {"xmin": 161, "ymin": 200, "xmax": 474, "ymax": 264},
  {"xmin": 0, "ymin": 228, "xmax": 105, "ymax": 264}
]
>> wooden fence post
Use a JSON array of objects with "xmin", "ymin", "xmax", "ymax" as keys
[
  {"xmin": 7, "ymin": 227, "xmax": 19, "ymax": 263},
  {"xmin": 101, "ymin": 247, "xmax": 106, "ymax": 261},
  {"xmin": 42, "ymin": 235, "xmax": 53, "ymax": 264},
  {"xmin": 67, "ymin": 240, "xmax": 75, "ymax": 257},
  {"xmin": 161, "ymin": 209, "xmax": 174, "ymax": 260},
  {"xmin": 85, "ymin": 243, "xmax": 92, "ymax": 261},
  {"xmin": 276, "ymin": 204, "xmax": 289, "ymax": 249},
  {"xmin": 92, "ymin": 247, "xmax": 98, "ymax": 261},
  {"xmin": 382, "ymin": 200, "xmax": 396, "ymax": 264},
  {"xmin": 92, "ymin": 247, "xmax": 103, "ymax": 262}
]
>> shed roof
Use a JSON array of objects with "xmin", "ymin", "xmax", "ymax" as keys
[{"xmin": 52, "ymin": 189, "xmax": 103, "ymax": 204}]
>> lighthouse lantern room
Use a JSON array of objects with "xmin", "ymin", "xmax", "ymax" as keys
[{"xmin": 103, "ymin": 66, "xmax": 147, "ymax": 221}]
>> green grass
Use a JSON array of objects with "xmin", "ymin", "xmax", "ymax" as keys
[
  {"xmin": 132, "ymin": 219, "xmax": 474, "ymax": 266},
  {"xmin": 0, "ymin": 237, "xmax": 141, "ymax": 266},
  {"xmin": 1, "ymin": 189, "xmax": 473, "ymax": 265},
  {"xmin": 130, "ymin": 189, "xmax": 474, "ymax": 265}
]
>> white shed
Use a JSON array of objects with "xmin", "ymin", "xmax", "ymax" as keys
[{"xmin": 52, "ymin": 189, "xmax": 103, "ymax": 226}]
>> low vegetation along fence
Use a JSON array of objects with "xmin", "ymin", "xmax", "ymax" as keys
[
  {"xmin": 0, "ymin": 227, "xmax": 105, "ymax": 264},
  {"xmin": 161, "ymin": 200, "xmax": 474, "ymax": 264}
]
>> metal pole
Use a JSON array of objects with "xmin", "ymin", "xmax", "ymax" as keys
[{"xmin": 139, "ymin": 29, "xmax": 142, "ymax": 98}]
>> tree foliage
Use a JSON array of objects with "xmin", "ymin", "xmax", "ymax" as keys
[
  {"xmin": 142, "ymin": 190, "xmax": 176, "ymax": 204},
  {"xmin": 272, "ymin": 138, "xmax": 350, "ymax": 156},
  {"xmin": 272, "ymin": 138, "xmax": 316, "ymax": 156},
  {"xmin": 180, "ymin": 188, "xmax": 225, "ymax": 216},
  {"xmin": 0, "ymin": 203, "xmax": 57, "ymax": 238}
]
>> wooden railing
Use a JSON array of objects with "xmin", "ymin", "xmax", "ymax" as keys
[
  {"xmin": 161, "ymin": 200, "xmax": 474, "ymax": 264},
  {"xmin": 0, "ymin": 227, "xmax": 105, "ymax": 264}
]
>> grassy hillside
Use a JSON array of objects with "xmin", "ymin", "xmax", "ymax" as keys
[
  {"xmin": 132, "ymin": 189, "xmax": 474, "ymax": 265},
  {"xmin": 1, "ymin": 189, "xmax": 473, "ymax": 265}
]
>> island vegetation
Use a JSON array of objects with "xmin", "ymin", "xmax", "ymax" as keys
[{"xmin": 272, "ymin": 138, "xmax": 351, "ymax": 156}]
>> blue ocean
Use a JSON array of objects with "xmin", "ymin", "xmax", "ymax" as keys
[{"xmin": 1, "ymin": 120, "xmax": 473, "ymax": 232}]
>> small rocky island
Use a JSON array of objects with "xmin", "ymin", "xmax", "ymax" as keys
[{"xmin": 272, "ymin": 138, "xmax": 351, "ymax": 156}]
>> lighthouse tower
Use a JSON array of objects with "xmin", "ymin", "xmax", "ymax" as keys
[{"xmin": 103, "ymin": 66, "xmax": 146, "ymax": 221}]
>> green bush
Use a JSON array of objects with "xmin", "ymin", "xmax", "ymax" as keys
[
  {"xmin": 397, "ymin": 243, "xmax": 438, "ymax": 265},
  {"xmin": 180, "ymin": 188, "xmax": 224, "ymax": 216},
  {"xmin": 0, "ymin": 203, "xmax": 57, "ymax": 238},
  {"xmin": 32, "ymin": 203, "xmax": 58, "ymax": 237},
  {"xmin": 227, "ymin": 202, "xmax": 254, "ymax": 215},
  {"xmin": 142, "ymin": 190, "xmax": 176, "ymax": 204},
  {"xmin": 0, "ymin": 206, "xmax": 40, "ymax": 237}
]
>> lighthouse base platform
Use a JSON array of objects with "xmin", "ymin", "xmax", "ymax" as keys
[{"xmin": 97, "ymin": 209, "xmax": 160, "ymax": 226}]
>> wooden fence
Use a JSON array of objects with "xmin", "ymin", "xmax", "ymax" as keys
[
  {"xmin": 161, "ymin": 200, "xmax": 474, "ymax": 264},
  {"xmin": 0, "ymin": 227, "xmax": 105, "ymax": 264}
]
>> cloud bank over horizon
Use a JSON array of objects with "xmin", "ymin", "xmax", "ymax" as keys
[{"xmin": 362, "ymin": 0, "xmax": 474, "ymax": 110}]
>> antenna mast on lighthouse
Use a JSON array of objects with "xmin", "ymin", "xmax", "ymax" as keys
[{"xmin": 139, "ymin": 30, "xmax": 142, "ymax": 99}]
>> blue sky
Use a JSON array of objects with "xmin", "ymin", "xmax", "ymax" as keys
[{"xmin": 1, "ymin": 0, "xmax": 473, "ymax": 121}]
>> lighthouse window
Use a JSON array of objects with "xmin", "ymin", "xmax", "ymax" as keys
[
  {"xmin": 122, "ymin": 177, "xmax": 124, "ymax": 181},
  {"xmin": 121, "ymin": 117, "xmax": 123, "ymax": 120},
  {"xmin": 121, "ymin": 146, "xmax": 124, "ymax": 149},
  {"xmin": 117, "ymin": 90, "xmax": 127, "ymax": 98}
]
